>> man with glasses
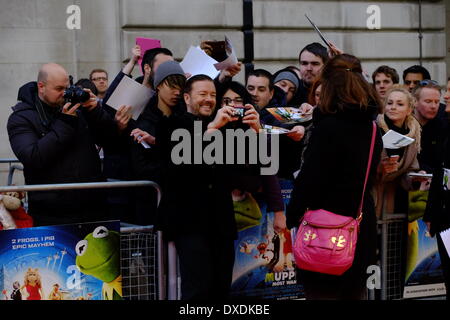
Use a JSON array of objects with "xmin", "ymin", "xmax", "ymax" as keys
[
  {"xmin": 89, "ymin": 68, "xmax": 109, "ymax": 100},
  {"xmin": 413, "ymin": 80, "xmax": 447, "ymax": 173}
]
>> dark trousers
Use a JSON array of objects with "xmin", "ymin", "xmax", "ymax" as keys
[
  {"xmin": 298, "ymin": 268, "xmax": 368, "ymax": 300},
  {"xmin": 437, "ymin": 234, "xmax": 450, "ymax": 300},
  {"xmin": 174, "ymin": 233, "xmax": 235, "ymax": 300}
]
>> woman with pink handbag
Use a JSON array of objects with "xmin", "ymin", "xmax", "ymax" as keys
[{"xmin": 286, "ymin": 54, "xmax": 383, "ymax": 300}]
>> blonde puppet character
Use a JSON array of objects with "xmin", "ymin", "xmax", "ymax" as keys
[{"xmin": 21, "ymin": 268, "xmax": 43, "ymax": 300}]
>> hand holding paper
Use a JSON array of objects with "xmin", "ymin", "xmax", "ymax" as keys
[
  {"xmin": 104, "ymin": 76, "xmax": 152, "ymax": 121},
  {"xmin": 115, "ymin": 105, "xmax": 132, "ymax": 132}
]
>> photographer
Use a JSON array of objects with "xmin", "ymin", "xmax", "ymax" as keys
[{"xmin": 7, "ymin": 63, "xmax": 120, "ymax": 226}]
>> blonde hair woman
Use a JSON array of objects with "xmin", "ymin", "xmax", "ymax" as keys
[{"xmin": 374, "ymin": 87, "xmax": 422, "ymax": 218}]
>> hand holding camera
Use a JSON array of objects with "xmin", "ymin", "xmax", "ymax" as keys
[
  {"xmin": 61, "ymin": 102, "xmax": 81, "ymax": 117},
  {"xmin": 242, "ymin": 104, "xmax": 261, "ymax": 132},
  {"xmin": 64, "ymin": 86, "xmax": 98, "ymax": 111}
]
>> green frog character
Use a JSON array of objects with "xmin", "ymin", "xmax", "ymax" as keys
[
  {"xmin": 75, "ymin": 226, "xmax": 122, "ymax": 300},
  {"xmin": 233, "ymin": 190, "xmax": 262, "ymax": 232}
]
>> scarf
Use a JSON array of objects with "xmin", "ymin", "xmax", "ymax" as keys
[{"xmin": 377, "ymin": 113, "xmax": 421, "ymax": 154}]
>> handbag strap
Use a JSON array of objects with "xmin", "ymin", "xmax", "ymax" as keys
[{"xmin": 357, "ymin": 121, "xmax": 377, "ymax": 220}]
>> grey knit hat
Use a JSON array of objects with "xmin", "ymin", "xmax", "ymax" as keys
[
  {"xmin": 153, "ymin": 60, "xmax": 185, "ymax": 88},
  {"xmin": 274, "ymin": 71, "xmax": 299, "ymax": 92}
]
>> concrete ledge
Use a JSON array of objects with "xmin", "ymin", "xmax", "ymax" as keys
[
  {"xmin": 253, "ymin": 0, "xmax": 445, "ymax": 30},
  {"xmin": 121, "ymin": 0, "xmax": 243, "ymax": 27}
]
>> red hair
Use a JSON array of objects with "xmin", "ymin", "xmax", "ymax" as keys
[{"xmin": 319, "ymin": 54, "xmax": 382, "ymax": 114}]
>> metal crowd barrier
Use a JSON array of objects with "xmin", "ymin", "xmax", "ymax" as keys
[
  {"xmin": 0, "ymin": 180, "xmax": 168, "ymax": 301},
  {"xmin": 379, "ymin": 213, "xmax": 408, "ymax": 300},
  {"xmin": 0, "ymin": 158, "xmax": 23, "ymax": 186}
]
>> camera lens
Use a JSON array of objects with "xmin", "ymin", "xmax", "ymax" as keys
[{"xmin": 64, "ymin": 86, "xmax": 90, "ymax": 104}]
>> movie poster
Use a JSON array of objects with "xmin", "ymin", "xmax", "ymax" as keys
[
  {"xmin": 0, "ymin": 220, "xmax": 121, "ymax": 301},
  {"xmin": 403, "ymin": 190, "xmax": 446, "ymax": 298},
  {"xmin": 230, "ymin": 179, "xmax": 304, "ymax": 300}
]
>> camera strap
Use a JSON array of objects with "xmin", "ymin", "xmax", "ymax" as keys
[{"xmin": 35, "ymin": 93, "xmax": 51, "ymax": 131}]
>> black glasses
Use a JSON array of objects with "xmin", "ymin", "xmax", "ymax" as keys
[
  {"xmin": 222, "ymin": 97, "xmax": 244, "ymax": 105},
  {"xmin": 419, "ymin": 79, "xmax": 439, "ymax": 86}
]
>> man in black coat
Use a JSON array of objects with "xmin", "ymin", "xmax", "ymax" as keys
[
  {"xmin": 413, "ymin": 80, "xmax": 447, "ymax": 173},
  {"xmin": 423, "ymin": 78, "xmax": 450, "ymax": 300},
  {"xmin": 156, "ymin": 74, "xmax": 262, "ymax": 300},
  {"xmin": 7, "ymin": 63, "xmax": 118, "ymax": 226}
]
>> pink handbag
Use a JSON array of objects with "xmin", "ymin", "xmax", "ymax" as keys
[{"xmin": 293, "ymin": 121, "xmax": 377, "ymax": 276}]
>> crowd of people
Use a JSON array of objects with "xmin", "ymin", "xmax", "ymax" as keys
[{"xmin": 6, "ymin": 39, "xmax": 450, "ymax": 300}]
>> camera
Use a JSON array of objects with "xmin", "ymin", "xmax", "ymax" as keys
[
  {"xmin": 232, "ymin": 107, "xmax": 245, "ymax": 118},
  {"xmin": 64, "ymin": 85, "xmax": 90, "ymax": 104}
]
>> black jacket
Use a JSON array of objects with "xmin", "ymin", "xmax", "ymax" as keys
[
  {"xmin": 423, "ymin": 115, "xmax": 450, "ymax": 236},
  {"xmin": 291, "ymin": 79, "xmax": 310, "ymax": 107},
  {"xmin": 417, "ymin": 114, "xmax": 448, "ymax": 173},
  {"xmin": 101, "ymin": 71, "xmax": 138, "ymax": 181},
  {"xmin": 258, "ymin": 86, "xmax": 305, "ymax": 180},
  {"xmin": 286, "ymin": 103, "xmax": 383, "ymax": 274},
  {"xmin": 7, "ymin": 82, "xmax": 117, "ymax": 225},
  {"xmin": 155, "ymin": 111, "xmax": 250, "ymax": 241}
]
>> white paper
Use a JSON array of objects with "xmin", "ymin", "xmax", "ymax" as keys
[
  {"xmin": 440, "ymin": 228, "xmax": 450, "ymax": 258},
  {"xmin": 104, "ymin": 76, "xmax": 152, "ymax": 120},
  {"xmin": 180, "ymin": 46, "xmax": 220, "ymax": 79},
  {"xmin": 262, "ymin": 124, "xmax": 290, "ymax": 134},
  {"xmin": 132, "ymin": 133, "xmax": 151, "ymax": 149},
  {"xmin": 382, "ymin": 130, "xmax": 415, "ymax": 149},
  {"xmin": 213, "ymin": 36, "xmax": 238, "ymax": 71},
  {"xmin": 407, "ymin": 172, "xmax": 433, "ymax": 178}
]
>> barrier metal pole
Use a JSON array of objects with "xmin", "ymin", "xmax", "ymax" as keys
[
  {"xmin": 0, "ymin": 181, "xmax": 161, "ymax": 213},
  {"xmin": 157, "ymin": 231, "xmax": 166, "ymax": 300},
  {"xmin": 167, "ymin": 241, "xmax": 178, "ymax": 300},
  {"xmin": 7, "ymin": 164, "xmax": 23, "ymax": 186}
]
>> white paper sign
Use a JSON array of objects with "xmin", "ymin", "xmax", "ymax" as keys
[
  {"xmin": 382, "ymin": 130, "xmax": 415, "ymax": 149},
  {"xmin": 180, "ymin": 46, "xmax": 220, "ymax": 79},
  {"xmin": 440, "ymin": 228, "xmax": 450, "ymax": 258},
  {"xmin": 104, "ymin": 76, "xmax": 152, "ymax": 120}
]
